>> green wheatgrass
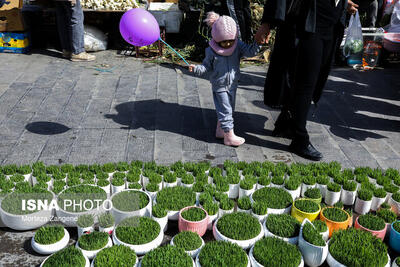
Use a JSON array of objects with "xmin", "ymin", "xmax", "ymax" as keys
[
  {"xmin": 294, "ymin": 199, "xmax": 320, "ymax": 213},
  {"xmin": 329, "ymin": 228, "xmax": 388, "ymax": 267},
  {"xmin": 78, "ymin": 232, "xmax": 109, "ymax": 251},
  {"xmin": 181, "ymin": 207, "xmax": 206, "ymax": 222},
  {"xmin": 35, "ymin": 225, "xmax": 65, "ymax": 245},
  {"xmin": 112, "ymin": 190, "xmax": 149, "ymax": 212},
  {"xmin": 322, "ymin": 208, "xmax": 348, "ymax": 222},
  {"xmin": 115, "ymin": 216, "xmax": 160, "ymax": 245},
  {"xmin": 252, "ymin": 187, "xmax": 292, "ymax": 209},
  {"xmin": 302, "ymin": 222, "xmax": 325, "ymax": 246},
  {"xmin": 173, "ymin": 231, "xmax": 202, "ymax": 251},
  {"xmin": 252, "ymin": 237, "xmax": 302, "ymax": 267},
  {"xmin": 156, "ymin": 186, "xmax": 196, "ymax": 211},
  {"xmin": 265, "ymin": 214, "xmax": 300, "ymax": 238},
  {"xmin": 358, "ymin": 214, "xmax": 386, "ymax": 231},
  {"xmin": 199, "ymin": 241, "xmax": 248, "ymax": 267},
  {"xmin": 94, "ymin": 245, "xmax": 137, "ymax": 267},
  {"xmin": 43, "ymin": 246, "xmax": 86, "ymax": 267},
  {"xmin": 141, "ymin": 245, "xmax": 193, "ymax": 267},
  {"xmin": 217, "ymin": 212, "xmax": 261, "ymax": 240}
]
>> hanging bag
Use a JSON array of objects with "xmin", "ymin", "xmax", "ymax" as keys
[{"xmin": 343, "ymin": 11, "xmax": 364, "ymax": 57}]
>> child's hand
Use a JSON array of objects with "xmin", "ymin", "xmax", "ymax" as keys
[{"xmin": 188, "ymin": 64, "xmax": 195, "ymax": 72}]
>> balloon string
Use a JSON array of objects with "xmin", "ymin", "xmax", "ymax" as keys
[{"xmin": 159, "ymin": 38, "xmax": 189, "ymax": 66}]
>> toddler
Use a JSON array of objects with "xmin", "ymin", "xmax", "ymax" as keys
[{"xmin": 189, "ymin": 12, "xmax": 260, "ymax": 147}]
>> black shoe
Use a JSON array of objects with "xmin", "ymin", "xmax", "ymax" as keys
[{"xmin": 289, "ymin": 141, "xmax": 323, "ymax": 161}]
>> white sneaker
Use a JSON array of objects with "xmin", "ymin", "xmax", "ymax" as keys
[{"xmin": 70, "ymin": 52, "xmax": 96, "ymax": 62}]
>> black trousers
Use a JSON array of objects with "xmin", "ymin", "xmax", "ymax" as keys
[{"xmin": 290, "ymin": 33, "xmax": 335, "ymax": 145}]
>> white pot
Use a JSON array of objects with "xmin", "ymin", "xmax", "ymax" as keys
[
  {"xmin": 31, "ymin": 228, "xmax": 70, "ymax": 255},
  {"xmin": 112, "ymin": 224, "xmax": 163, "ymax": 255},
  {"xmin": 257, "ymin": 184, "xmax": 267, "ymax": 190},
  {"xmin": 145, "ymin": 190, "xmax": 157, "ymax": 201},
  {"xmin": 177, "ymin": 177, "xmax": 182, "ymax": 186},
  {"xmin": 301, "ymin": 184, "xmax": 316, "ymax": 197},
  {"xmin": 251, "ymin": 211, "xmax": 268, "ymax": 224},
  {"xmin": 141, "ymin": 176, "xmax": 149, "ymax": 188},
  {"xmin": 386, "ymin": 193, "xmax": 393, "ymax": 203},
  {"xmin": 76, "ymin": 236, "xmax": 112, "ymax": 260},
  {"xmin": 271, "ymin": 183, "xmax": 284, "ymax": 188},
  {"xmin": 78, "ymin": 225, "xmax": 94, "ymax": 238},
  {"xmin": 236, "ymin": 207, "xmax": 251, "ymax": 214},
  {"xmin": 354, "ymin": 198, "xmax": 372, "ymax": 215},
  {"xmin": 263, "ymin": 220, "xmax": 298, "ymax": 245},
  {"xmin": 239, "ymin": 186, "xmax": 256, "ymax": 198},
  {"xmin": 325, "ymin": 190, "xmax": 341, "ymax": 206},
  {"xmin": 111, "ymin": 190, "xmax": 152, "ymax": 224},
  {"xmin": 24, "ymin": 173, "xmax": 32, "ymax": 183},
  {"xmin": 298, "ymin": 219, "xmax": 328, "ymax": 267},
  {"xmin": 0, "ymin": 192, "xmax": 55, "ymax": 230},
  {"xmin": 182, "ymin": 183, "xmax": 193, "ymax": 189},
  {"xmin": 99, "ymin": 225, "xmax": 114, "ymax": 235},
  {"xmin": 196, "ymin": 192, "xmax": 201, "ymax": 204},
  {"xmin": 41, "ymin": 253, "xmax": 90, "ymax": 267},
  {"xmin": 317, "ymin": 184, "xmax": 327, "ymax": 199},
  {"xmin": 170, "ymin": 234, "xmax": 204, "ymax": 258},
  {"xmin": 111, "ymin": 184, "xmax": 126, "ymax": 195},
  {"xmin": 267, "ymin": 205, "xmax": 292, "ymax": 215},
  {"xmin": 107, "ymin": 172, "xmax": 115, "ymax": 180},
  {"xmin": 321, "ymin": 229, "xmax": 329, "ymax": 242},
  {"xmin": 228, "ymin": 183, "xmax": 239, "ymax": 199},
  {"xmin": 99, "ymin": 184, "xmax": 111, "ymax": 195},
  {"xmin": 340, "ymin": 190, "xmax": 356, "ymax": 206},
  {"xmin": 249, "ymin": 245, "xmax": 304, "ymax": 267},
  {"xmin": 164, "ymin": 181, "xmax": 177, "ymax": 188},
  {"xmin": 327, "ymin": 250, "xmax": 390, "ymax": 267},
  {"xmin": 218, "ymin": 208, "xmax": 234, "ymax": 217},
  {"xmin": 91, "ymin": 253, "xmax": 138, "ymax": 267},
  {"xmin": 392, "ymin": 258, "xmax": 399, "ymax": 267},
  {"xmin": 213, "ymin": 217, "xmax": 264, "ymax": 249},
  {"xmin": 196, "ymin": 252, "xmax": 250, "ymax": 267},
  {"xmin": 207, "ymin": 213, "xmax": 218, "ymax": 231},
  {"xmin": 152, "ymin": 215, "xmax": 168, "ymax": 232},
  {"xmin": 371, "ymin": 196, "xmax": 386, "ymax": 211},
  {"xmin": 286, "ymin": 187, "xmax": 301, "ymax": 201},
  {"xmin": 208, "ymin": 176, "xmax": 213, "ymax": 184},
  {"xmin": 389, "ymin": 198, "xmax": 400, "ymax": 215}
]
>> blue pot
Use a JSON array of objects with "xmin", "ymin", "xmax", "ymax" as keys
[{"xmin": 390, "ymin": 221, "xmax": 400, "ymax": 253}]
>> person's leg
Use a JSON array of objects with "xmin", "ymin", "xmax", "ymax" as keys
[
  {"xmin": 289, "ymin": 34, "xmax": 325, "ymax": 160},
  {"xmin": 69, "ymin": 0, "xmax": 96, "ymax": 61},
  {"xmin": 213, "ymin": 90, "xmax": 245, "ymax": 146},
  {"xmin": 55, "ymin": 1, "xmax": 72, "ymax": 54},
  {"xmin": 366, "ymin": 0, "xmax": 379, "ymax": 27}
]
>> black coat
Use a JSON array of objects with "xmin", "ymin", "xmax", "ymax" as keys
[{"xmin": 262, "ymin": 0, "xmax": 348, "ymax": 108}]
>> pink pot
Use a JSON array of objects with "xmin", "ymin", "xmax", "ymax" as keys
[
  {"xmin": 354, "ymin": 216, "xmax": 387, "ymax": 240},
  {"xmin": 178, "ymin": 206, "xmax": 209, "ymax": 237}
]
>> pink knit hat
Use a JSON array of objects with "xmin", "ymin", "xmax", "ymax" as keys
[{"xmin": 205, "ymin": 12, "xmax": 238, "ymax": 56}]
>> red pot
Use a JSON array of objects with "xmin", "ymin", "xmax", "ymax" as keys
[
  {"xmin": 354, "ymin": 216, "xmax": 387, "ymax": 240},
  {"xmin": 178, "ymin": 206, "xmax": 209, "ymax": 237}
]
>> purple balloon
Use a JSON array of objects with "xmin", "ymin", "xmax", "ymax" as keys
[{"xmin": 120, "ymin": 8, "xmax": 160, "ymax": 47}]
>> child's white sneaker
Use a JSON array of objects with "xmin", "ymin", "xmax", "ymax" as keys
[
  {"xmin": 224, "ymin": 130, "xmax": 245, "ymax": 147},
  {"xmin": 216, "ymin": 121, "xmax": 224, "ymax": 139}
]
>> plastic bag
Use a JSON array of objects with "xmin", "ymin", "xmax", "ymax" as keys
[
  {"xmin": 343, "ymin": 11, "xmax": 364, "ymax": 57},
  {"xmin": 84, "ymin": 25, "xmax": 107, "ymax": 52},
  {"xmin": 388, "ymin": 0, "xmax": 400, "ymax": 33}
]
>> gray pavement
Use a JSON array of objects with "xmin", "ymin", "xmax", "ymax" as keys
[
  {"xmin": 0, "ymin": 50, "xmax": 399, "ymax": 168},
  {"xmin": 0, "ymin": 50, "xmax": 399, "ymax": 266}
]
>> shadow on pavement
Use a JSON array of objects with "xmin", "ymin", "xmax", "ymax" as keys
[{"xmin": 105, "ymin": 99, "xmax": 287, "ymax": 151}]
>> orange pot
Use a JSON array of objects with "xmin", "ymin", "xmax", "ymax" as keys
[{"xmin": 320, "ymin": 207, "xmax": 350, "ymax": 237}]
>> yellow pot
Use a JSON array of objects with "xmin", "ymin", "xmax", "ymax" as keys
[{"xmin": 291, "ymin": 199, "xmax": 321, "ymax": 223}]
